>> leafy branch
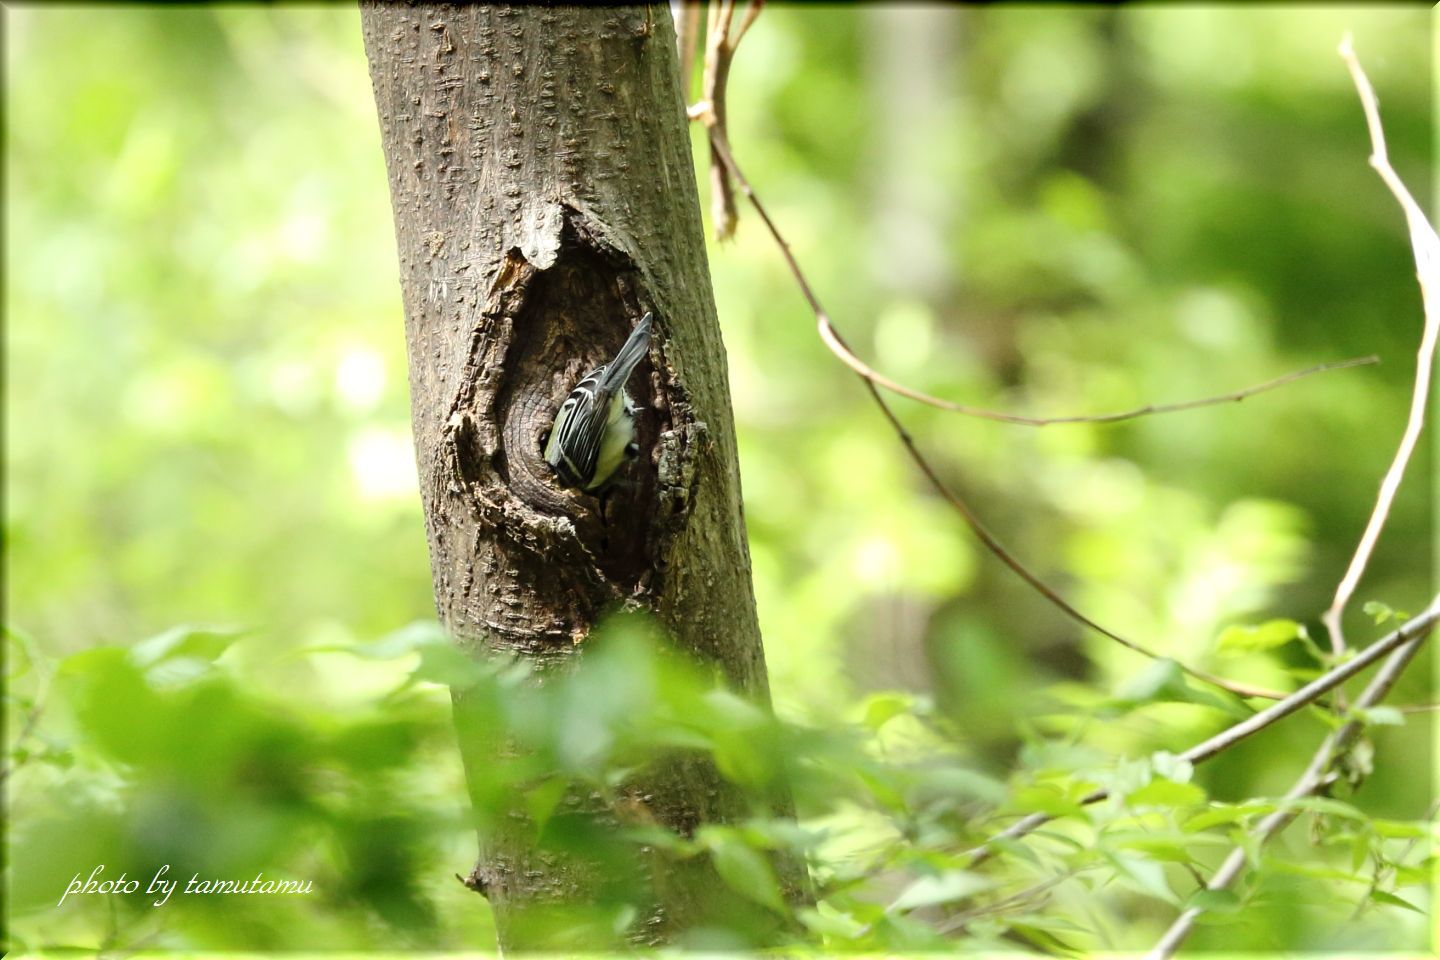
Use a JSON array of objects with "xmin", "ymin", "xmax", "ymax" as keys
[
  {"xmin": 1149, "ymin": 602, "xmax": 1434, "ymax": 957},
  {"xmin": 965, "ymin": 597, "xmax": 1440, "ymax": 869}
]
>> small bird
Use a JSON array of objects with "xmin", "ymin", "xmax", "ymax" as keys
[{"xmin": 544, "ymin": 312, "xmax": 653, "ymax": 492}]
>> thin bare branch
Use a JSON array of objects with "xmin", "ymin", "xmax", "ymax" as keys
[
  {"xmin": 705, "ymin": 124, "xmax": 1286, "ymax": 701},
  {"xmin": 966, "ymin": 596, "xmax": 1440, "ymax": 869},
  {"xmin": 820, "ymin": 318, "xmax": 1377, "ymax": 426},
  {"xmin": 1322, "ymin": 35, "xmax": 1440, "ymax": 656},
  {"xmin": 1146, "ymin": 41, "xmax": 1440, "ymax": 955}
]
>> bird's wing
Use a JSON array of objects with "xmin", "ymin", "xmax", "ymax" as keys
[
  {"xmin": 552, "ymin": 364, "xmax": 612, "ymax": 485},
  {"xmin": 599, "ymin": 312, "xmax": 653, "ymax": 395}
]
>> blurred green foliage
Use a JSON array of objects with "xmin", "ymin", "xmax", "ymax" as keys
[{"xmin": 5, "ymin": 4, "xmax": 1433, "ymax": 954}]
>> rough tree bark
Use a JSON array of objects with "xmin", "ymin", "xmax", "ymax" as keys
[{"xmin": 361, "ymin": 3, "xmax": 798, "ymax": 949}]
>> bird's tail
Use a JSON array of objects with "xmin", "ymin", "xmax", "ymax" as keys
[{"xmin": 600, "ymin": 312, "xmax": 653, "ymax": 394}]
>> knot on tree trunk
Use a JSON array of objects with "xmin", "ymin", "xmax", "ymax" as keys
[{"xmin": 437, "ymin": 204, "xmax": 700, "ymax": 651}]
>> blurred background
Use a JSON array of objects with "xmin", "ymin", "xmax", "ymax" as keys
[{"xmin": 5, "ymin": 4, "xmax": 1432, "ymax": 953}]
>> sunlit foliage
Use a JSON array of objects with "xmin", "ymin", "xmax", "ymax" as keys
[{"xmin": 6, "ymin": 5, "xmax": 1432, "ymax": 953}]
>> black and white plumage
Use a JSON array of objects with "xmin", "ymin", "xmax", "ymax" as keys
[{"xmin": 543, "ymin": 312, "xmax": 653, "ymax": 492}]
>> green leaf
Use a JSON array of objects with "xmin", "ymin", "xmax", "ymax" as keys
[
  {"xmin": 1289, "ymin": 796, "xmax": 1369, "ymax": 821},
  {"xmin": 4, "ymin": 624, "xmax": 38, "ymax": 680},
  {"xmin": 1186, "ymin": 887, "xmax": 1242, "ymax": 914},
  {"xmin": 1182, "ymin": 802, "xmax": 1275, "ymax": 833},
  {"xmin": 611, "ymin": 903, "xmax": 638, "ymax": 937},
  {"xmin": 1264, "ymin": 859, "xmax": 1369, "ymax": 884},
  {"xmin": 798, "ymin": 905, "xmax": 867, "ymax": 940},
  {"xmin": 1351, "ymin": 832, "xmax": 1370, "ymax": 874},
  {"xmin": 1368, "ymin": 890, "xmax": 1422, "ymax": 913},
  {"xmin": 907, "ymin": 766, "xmax": 1008, "ymax": 806},
  {"xmin": 525, "ymin": 778, "xmax": 569, "ymax": 833},
  {"xmin": 642, "ymin": 723, "xmax": 713, "ymax": 752},
  {"xmin": 1340, "ymin": 738, "xmax": 1374, "ymax": 783},
  {"xmin": 129, "ymin": 624, "xmax": 242, "ymax": 669},
  {"xmin": 860, "ymin": 692, "xmax": 914, "ymax": 730},
  {"xmin": 1362, "ymin": 601, "xmax": 1398, "ymax": 625},
  {"xmin": 701, "ymin": 828, "xmax": 786, "ymax": 914},
  {"xmin": 1105, "ymin": 830, "xmax": 1220, "ymax": 863},
  {"xmin": 986, "ymin": 835, "xmax": 1042, "ymax": 865},
  {"xmin": 1356, "ymin": 705, "xmax": 1404, "ymax": 727},
  {"xmin": 1150, "ymin": 751, "xmax": 1194, "ymax": 783},
  {"xmin": 1001, "ymin": 913, "xmax": 1090, "ymax": 935},
  {"xmin": 1394, "ymin": 863, "xmax": 1433, "ymax": 886},
  {"xmin": 143, "ymin": 657, "xmax": 216, "ymax": 687},
  {"xmin": 1371, "ymin": 819, "xmax": 1432, "ymax": 839},
  {"xmin": 1110, "ymin": 756, "xmax": 1152, "ymax": 798},
  {"xmin": 705, "ymin": 687, "xmax": 768, "ymax": 726},
  {"xmin": 1105, "ymin": 852, "xmax": 1178, "ymax": 905},
  {"xmin": 890, "ymin": 870, "xmax": 990, "ymax": 912},
  {"xmin": 739, "ymin": 818, "xmax": 823, "ymax": 853},
  {"xmin": 1126, "ymin": 778, "xmax": 1206, "ymax": 808},
  {"xmin": 346, "ymin": 620, "xmax": 450, "ymax": 660},
  {"xmin": 623, "ymin": 825, "xmax": 696, "ymax": 856},
  {"xmin": 1006, "ymin": 921, "xmax": 1083, "ymax": 957},
  {"xmin": 1108, "ymin": 658, "xmax": 1251, "ymax": 718},
  {"xmin": 1026, "ymin": 829, "xmax": 1087, "ymax": 852},
  {"xmin": 855, "ymin": 767, "xmax": 908, "ymax": 813},
  {"xmin": 1012, "ymin": 785, "xmax": 1087, "ymax": 818},
  {"xmin": 410, "ymin": 642, "xmax": 488, "ymax": 689},
  {"xmin": 1216, "ymin": 619, "xmax": 1303, "ymax": 654},
  {"xmin": 1116, "ymin": 657, "xmax": 1185, "ymax": 702}
]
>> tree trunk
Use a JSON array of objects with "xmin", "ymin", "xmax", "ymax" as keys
[{"xmin": 360, "ymin": 3, "xmax": 795, "ymax": 949}]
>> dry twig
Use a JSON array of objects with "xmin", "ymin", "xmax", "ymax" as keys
[
  {"xmin": 1319, "ymin": 37, "xmax": 1440, "ymax": 656},
  {"xmin": 820, "ymin": 318, "xmax": 1377, "ymax": 426}
]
